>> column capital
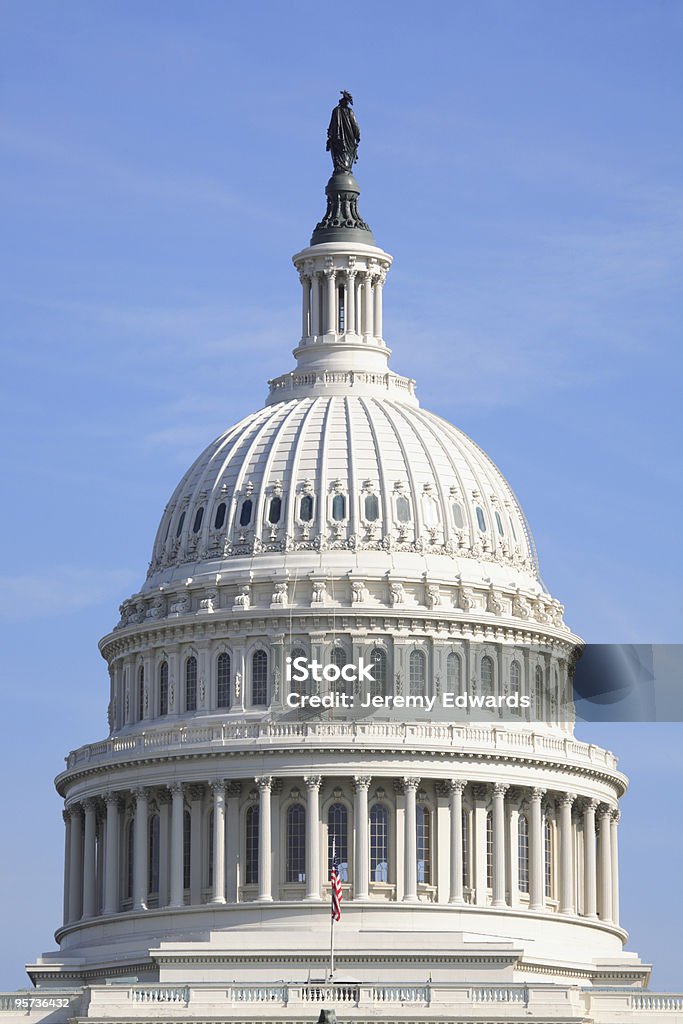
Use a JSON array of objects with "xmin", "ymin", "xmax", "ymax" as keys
[
  {"xmin": 255, "ymin": 775, "xmax": 273, "ymax": 792},
  {"xmin": 353, "ymin": 775, "xmax": 371, "ymax": 792},
  {"xmin": 304, "ymin": 775, "xmax": 322, "ymax": 791},
  {"xmin": 62, "ymin": 808, "xmax": 70, "ymax": 825},
  {"xmin": 131, "ymin": 786, "xmax": 149, "ymax": 803},
  {"xmin": 611, "ymin": 807, "xmax": 621, "ymax": 823},
  {"xmin": 492, "ymin": 783, "xmax": 509, "ymax": 799},
  {"xmin": 65, "ymin": 802, "xmax": 82, "ymax": 820},
  {"xmin": 81, "ymin": 797, "xmax": 98, "ymax": 813},
  {"xmin": 582, "ymin": 797, "xmax": 599, "ymax": 813},
  {"xmin": 598, "ymin": 802, "xmax": 614, "ymax": 820},
  {"xmin": 558, "ymin": 791, "xmax": 576, "ymax": 808},
  {"xmin": 168, "ymin": 782, "xmax": 185, "ymax": 799},
  {"xmin": 402, "ymin": 776, "xmax": 421, "ymax": 792},
  {"xmin": 210, "ymin": 779, "xmax": 226, "ymax": 795},
  {"xmin": 529, "ymin": 787, "xmax": 546, "ymax": 802}
]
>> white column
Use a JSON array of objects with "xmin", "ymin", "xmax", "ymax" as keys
[
  {"xmin": 362, "ymin": 272, "xmax": 374, "ymax": 338},
  {"xmin": 300, "ymin": 273, "xmax": 310, "ymax": 339},
  {"xmin": 189, "ymin": 785, "xmax": 203, "ymax": 905},
  {"xmin": 448, "ymin": 780, "xmax": 465, "ymax": 905},
  {"xmin": 583, "ymin": 798, "xmax": 598, "ymax": 919},
  {"xmin": 256, "ymin": 776, "xmax": 273, "ymax": 902},
  {"xmin": 325, "ymin": 269, "xmax": 336, "ymax": 335},
  {"xmin": 598, "ymin": 804, "xmax": 613, "ymax": 924},
  {"xmin": 81, "ymin": 799, "xmax": 98, "ymax": 919},
  {"xmin": 529, "ymin": 787, "xmax": 546, "ymax": 911},
  {"xmin": 492, "ymin": 783, "xmax": 508, "ymax": 907},
  {"xmin": 472, "ymin": 786, "xmax": 488, "ymax": 906},
  {"xmin": 67, "ymin": 805, "xmax": 83, "ymax": 923},
  {"xmin": 132, "ymin": 787, "xmax": 149, "ymax": 912},
  {"xmin": 346, "ymin": 270, "xmax": 356, "ymax": 334},
  {"xmin": 402, "ymin": 777, "xmax": 420, "ymax": 903},
  {"xmin": 353, "ymin": 776, "xmax": 371, "ymax": 901},
  {"xmin": 226, "ymin": 782, "xmax": 241, "ymax": 902},
  {"xmin": 558, "ymin": 793, "xmax": 576, "ymax": 915},
  {"xmin": 103, "ymin": 793, "xmax": 121, "ymax": 915},
  {"xmin": 158, "ymin": 792, "xmax": 170, "ymax": 907},
  {"xmin": 611, "ymin": 808, "xmax": 620, "ymax": 926},
  {"xmin": 62, "ymin": 809, "xmax": 71, "ymax": 926},
  {"xmin": 169, "ymin": 783, "xmax": 185, "ymax": 908},
  {"xmin": 303, "ymin": 776, "xmax": 322, "ymax": 901},
  {"xmin": 373, "ymin": 272, "xmax": 384, "ymax": 339},
  {"xmin": 310, "ymin": 272, "xmax": 321, "ymax": 337},
  {"xmin": 210, "ymin": 781, "xmax": 226, "ymax": 904}
]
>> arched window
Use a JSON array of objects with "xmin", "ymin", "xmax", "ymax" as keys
[
  {"xmin": 125, "ymin": 819, "xmax": 134, "ymax": 900},
  {"xmin": 299, "ymin": 494, "xmax": 314, "ymax": 522},
  {"xmin": 475, "ymin": 506, "xmax": 486, "ymax": 531},
  {"xmin": 332, "ymin": 493, "xmax": 346, "ymax": 521},
  {"xmin": 239, "ymin": 499, "xmax": 253, "ymax": 527},
  {"xmin": 159, "ymin": 661, "xmax": 169, "ymax": 717},
  {"xmin": 545, "ymin": 817, "xmax": 553, "ymax": 898},
  {"xmin": 535, "ymin": 665, "xmax": 544, "ymax": 720},
  {"xmin": 330, "ymin": 647, "xmax": 348, "ymax": 694},
  {"xmin": 495, "ymin": 510, "xmax": 504, "ymax": 536},
  {"xmin": 208, "ymin": 808, "xmax": 214, "ymax": 888},
  {"xmin": 462, "ymin": 810, "xmax": 469, "ymax": 888},
  {"xmin": 148, "ymin": 813, "xmax": 160, "ymax": 895},
  {"xmin": 481, "ymin": 655, "xmax": 494, "ymax": 697},
  {"xmin": 268, "ymin": 496, "xmax": 282, "ymax": 524},
  {"xmin": 245, "ymin": 806, "xmax": 259, "ymax": 885},
  {"xmin": 486, "ymin": 811, "xmax": 493, "ymax": 888},
  {"xmin": 421, "ymin": 493, "xmax": 438, "ymax": 527},
  {"xmin": 409, "ymin": 649, "xmax": 426, "ymax": 697},
  {"xmin": 370, "ymin": 805, "xmax": 389, "ymax": 882},
  {"xmin": 137, "ymin": 665, "xmax": 145, "ymax": 721},
  {"xmin": 175, "ymin": 510, "xmax": 185, "ymax": 538},
  {"xmin": 217, "ymin": 652, "xmax": 231, "ymax": 708},
  {"xmin": 518, "ymin": 814, "xmax": 529, "ymax": 893},
  {"xmin": 183, "ymin": 810, "xmax": 191, "ymax": 891},
  {"xmin": 396, "ymin": 494, "xmax": 411, "ymax": 523},
  {"xmin": 364, "ymin": 492, "xmax": 379, "ymax": 521},
  {"xmin": 252, "ymin": 650, "xmax": 268, "ymax": 706},
  {"xmin": 213, "ymin": 502, "xmax": 226, "ymax": 529},
  {"xmin": 446, "ymin": 652, "xmax": 461, "ymax": 695},
  {"xmin": 452, "ymin": 502, "xmax": 464, "ymax": 529},
  {"xmin": 370, "ymin": 647, "xmax": 387, "ymax": 698},
  {"xmin": 416, "ymin": 805, "xmax": 431, "ymax": 884},
  {"xmin": 286, "ymin": 804, "xmax": 306, "ymax": 883},
  {"xmin": 185, "ymin": 656, "xmax": 197, "ymax": 712},
  {"xmin": 192, "ymin": 506, "xmax": 204, "ymax": 533},
  {"xmin": 328, "ymin": 803, "xmax": 348, "ymax": 882},
  {"xmin": 510, "ymin": 660, "xmax": 521, "ymax": 716}
]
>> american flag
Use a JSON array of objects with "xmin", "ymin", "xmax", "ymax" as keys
[{"xmin": 330, "ymin": 852, "xmax": 342, "ymax": 922}]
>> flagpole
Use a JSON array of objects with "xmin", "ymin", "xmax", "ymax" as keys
[{"xmin": 329, "ymin": 838, "xmax": 335, "ymax": 981}]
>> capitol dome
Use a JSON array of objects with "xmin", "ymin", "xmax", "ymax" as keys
[{"xmin": 21, "ymin": 100, "xmax": 669, "ymax": 1024}]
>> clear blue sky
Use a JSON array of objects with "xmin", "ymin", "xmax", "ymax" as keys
[{"xmin": 1, "ymin": 0, "xmax": 681, "ymax": 992}]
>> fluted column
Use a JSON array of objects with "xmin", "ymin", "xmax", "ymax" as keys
[
  {"xmin": 103, "ymin": 793, "xmax": 121, "ymax": 915},
  {"xmin": 598, "ymin": 804, "xmax": 613, "ymax": 923},
  {"xmin": 310, "ymin": 272, "xmax": 321, "ymax": 336},
  {"xmin": 346, "ymin": 270, "xmax": 356, "ymax": 334},
  {"xmin": 225, "ymin": 782, "xmax": 241, "ymax": 903},
  {"xmin": 169, "ymin": 783, "xmax": 185, "ymax": 908},
  {"xmin": 448, "ymin": 780, "xmax": 465, "ymax": 905},
  {"xmin": 492, "ymin": 783, "xmax": 508, "ymax": 907},
  {"xmin": 353, "ymin": 776, "xmax": 371, "ymax": 901},
  {"xmin": 67, "ymin": 805, "xmax": 83, "ymax": 923},
  {"xmin": 558, "ymin": 793, "xmax": 575, "ymax": 915},
  {"xmin": 374, "ymin": 272, "xmax": 385, "ymax": 339},
  {"xmin": 300, "ymin": 273, "xmax": 310, "ymax": 339},
  {"xmin": 303, "ymin": 776, "xmax": 322, "ymax": 901},
  {"xmin": 81, "ymin": 799, "xmax": 98, "ymax": 919},
  {"xmin": 189, "ymin": 785, "xmax": 204, "ymax": 904},
  {"xmin": 132, "ymin": 787, "xmax": 149, "ymax": 912},
  {"xmin": 256, "ymin": 776, "xmax": 273, "ymax": 902},
  {"xmin": 362, "ymin": 272, "xmax": 374, "ymax": 337},
  {"xmin": 611, "ymin": 808, "xmax": 620, "ymax": 926},
  {"xmin": 529, "ymin": 788, "xmax": 546, "ymax": 911},
  {"xmin": 324, "ymin": 268, "xmax": 336, "ymax": 334},
  {"xmin": 582, "ymin": 798, "xmax": 598, "ymax": 919},
  {"xmin": 62, "ymin": 809, "xmax": 71, "ymax": 926},
  {"xmin": 210, "ymin": 781, "xmax": 226, "ymax": 904},
  {"xmin": 403, "ymin": 777, "xmax": 420, "ymax": 903}
]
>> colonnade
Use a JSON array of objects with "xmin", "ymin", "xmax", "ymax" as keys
[
  {"xmin": 61, "ymin": 775, "xmax": 620, "ymax": 930},
  {"xmin": 299, "ymin": 264, "xmax": 386, "ymax": 341}
]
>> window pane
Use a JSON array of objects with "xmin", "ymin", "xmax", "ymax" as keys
[
  {"xmin": 370, "ymin": 648, "xmax": 387, "ymax": 698},
  {"xmin": 332, "ymin": 493, "xmax": 346, "ymax": 521},
  {"xmin": 148, "ymin": 814, "xmax": 160, "ymax": 895},
  {"xmin": 286, "ymin": 804, "xmax": 306, "ymax": 883},
  {"xmin": 446, "ymin": 653, "xmax": 460, "ymax": 694},
  {"xmin": 214, "ymin": 502, "xmax": 226, "ymax": 529},
  {"xmin": 518, "ymin": 815, "xmax": 529, "ymax": 893},
  {"xmin": 159, "ymin": 661, "xmax": 169, "ymax": 716},
  {"xmin": 138, "ymin": 666, "xmax": 145, "ymax": 721},
  {"xmin": 481, "ymin": 656, "xmax": 494, "ymax": 695},
  {"xmin": 452, "ymin": 502, "xmax": 464, "ymax": 529},
  {"xmin": 476, "ymin": 506, "xmax": 486, "ymax": 531},
  {"xmin": 268, "ymin": 496, "xmax": 282, "ymax": 524},
  {"xmin": 370, "ymin": 805, "xmax": 388, "ymax": 882},
  {"xmin": 185, "ymin": 656, "xmax": 197, "ymax": 712},
  {"xmin": 175, "ymin": 511, "xmax": 185, "ymax": 538},
  {"xmin": 409, "ymin": 650, "xmax": 426, "ymax": 697},
  {"xmin": 246, "ymin": 806, "xmax": 259, "ymax": 885},
  {"xmin": 192, "ymin": 507, "xmax": 204, "ymax": 533},
  {"xmin": 252, "ymin": 650, "xmax": 268, "ymax": 706},
  {"xmin": 495, "ymin": 510, "xmax": 504, "ymax": 536},
  {"xmin": 239, "ymin": 499, "xmax": 253, "ymax": 527},
  {"xmin": 217, "ymin": 652, "xmax": 231, "ymax": 708},
  {"xmin": 364, "ymin": 493, "xmax": 379, "ymax": 521},
  {"xmin": 300, "ymin": 494, "xmax": 314, "ymax": 522},
  {"xmin": 417, "ymin": 805, "xmax": 431, "ymax": 884},
  {"xmin": 396, "ymin": 495, "xmax": 411, "ymax": 523},
  {"xmin": 328, "ymin": 803, "xmax": 348, "ymax": 882}
]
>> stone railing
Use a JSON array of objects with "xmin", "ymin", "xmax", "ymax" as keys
[
  {"xmin": 63, "ymin": 720, "xmax": 620, "ymax": 774},
  {"xmin": 128, "ymin": 986, "xmax": 189, "ymax": 1005},
  {"xmin": 267, "ymin": 369, "xmax": 417, "ymax": 398}
]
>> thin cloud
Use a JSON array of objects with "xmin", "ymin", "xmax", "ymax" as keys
[{"xmin": 0, "ymin": 568, "xmax": 138, "ymax": 622}]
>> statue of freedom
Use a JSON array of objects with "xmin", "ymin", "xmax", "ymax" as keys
[{"xmin": 326, "ymin": 91, "xmax": 361, "ymax": 174}]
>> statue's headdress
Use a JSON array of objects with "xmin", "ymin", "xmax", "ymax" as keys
[{"xmin": 340, "ymin": 90, "xmax": 353, "ymax": 104}]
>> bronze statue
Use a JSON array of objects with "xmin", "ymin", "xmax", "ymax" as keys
[{"xmin": 326, "ymin": 90, "xmax": 360, "ymax": 174}]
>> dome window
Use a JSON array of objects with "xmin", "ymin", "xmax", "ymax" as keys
[
  {"xmin": 192, "ymin": 507, "xmax": 204, "ymax": 534},
  {"xmin": 175, "ymin": 511, "xmax": 185, "ymax": 538},
  {"xmin": 268, "ymin": 496, "xmax": 282, "ymax": 524},
  {"xmin": 509, "ymin": 517, "xmax": 518, "ymax": 542},
  {"xmin": 332, "ymin": 493, "xmax": 346, "ymax": 521},
  {"xmin": 396, "ymin": 495, "xmax": 411, "ymax": 523},
  {"xmin": 217, "ymin": 652, "xmax": 231, "ymax": 708},
  {"xmin": 185, "ymin": 656, "xmax": 197, "ymax": 712},
  {"xmin": 239, "ymin": 499, "xmax": 253, "ymax": 527},
  {"xmin": 495, "ymin": 511, "xmax": 504, "ymax": 536},
  {"xmin": 214, "ymin": 502, "xmax": 226, "ymax": 529},
  {"xmin": 452, "ymin": 502, "xmax": 464, "ymax": 529},
  {"xmin": 475, "ymin": 506, "xmax": 487, "ymax": 531},
  {"xmin": 300, "ymin": 494, "xmax": 314, "ymax": 522},
  {"xmin": 364, "ymin": 493, "xmax": 379, "ymax": 521}
]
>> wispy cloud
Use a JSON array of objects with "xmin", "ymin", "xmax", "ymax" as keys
[{"xmin": 0, "ymin": 567, "xmax": 138, "ymax": 622}]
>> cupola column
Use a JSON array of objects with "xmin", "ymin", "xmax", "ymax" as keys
[
  {"xmin": 362, "ymin": 272, "xmax": 374, "ymax": 339},
  {"xmin": 103, "ymin": 793, "xmax": 121, "ymax": 915},
  {"xmin": 132, "ymin": 787, "xmax": 149, "ymax": 912},
  {"xmin": 300, "ymin": 273, "xmax": 310, "ymax": 339},
  {"xmin": 346, "ymin": 268, "xmax": 357, "ymax": 334},
  {"xmin": 310, "ymin": 272, "xmax": 321, "ymax": 337},
  {"xmin": 448, "ymin": 780, "xmax": 465, "ymax": 905},
  {"xmin": 210, "ymin": 781, "xmax": 227, "ymax": 904},
  {"xmin": 374, "ymin": 271, "xmax": 385, "ymax": 339},
  {"xmin": 597, "ymin": 804, "xmax": 613, "ymax": 924},
  {"xmin": 61, "ymin": 809, "xmax": 71, "ymax": 927},
  {"xmin": 256, "ymin": 776, "xmax": 273, "ymax": 902},
  {"xmin": 582, "ymin": 799, "xmax": 598, "ymax": 919},
  {"xmin": 353, "ymin": 776, "xmax": 371, "ymax": 901},
  {"xmin": 402, "ymin": 777, "xmax": 420, "ymax": 903},
  {"xmin": 169, "ymin": 783, "xmax": 185, "ymax": 908},
  {"xmin": 610, "ymin": 809, "xmax": 621, "ymax": 925},
  {"xmin": 67, "ymin": 805, "xmax": 83, "ymax": 923},
  {"xmin": 492, "ymin": 783, "xmax": 508, "ymax": 907},
  {"xmin": 324, "ymin": 266, "xmax": 336, "ymax": 335},
  {"xmin": 303, "ymin": 776, "xmax": 322, "ymax": 901},
  {"xmin": 529, "ymin": 787, "xmax": 546, "ymax": 911},
  {"xmin": 558, "ymin": 793, "xmax": 576, "ymax": 915}
]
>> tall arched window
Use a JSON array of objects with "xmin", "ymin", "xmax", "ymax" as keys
[
  {"xmin": 544, "ymin": 817, "xmax": 553, "ymax": 898},
  {"xmin": 535, "ymin": 665, "xmax": 544, "ymax": 720},
  {"xmin": 217, "ymin": 652, "xmax": 231, "ymax": 708},
  {"xmin": 328, "ymin": 803, "xmax": 348, "ymax": 882},
  {"xmin": 370, "ymin": 804, "xmax": 389, "ymax": 882},
  {"xmin": 481, "ymin": 655, "xmax": 494, "ymax": 697},
  {"xmin": 125, "ymin": 818, "xmax": 134, "ymax": 901},
  {"xmin": 148, "ymin": 813, "xmax": 160, "ymax": 896},
  {"xmin": 286, "ymin": 803, "xmax": 306, "ymax": 883},
  {"xmin": 332, "ymin": 493, "xmax": 346, "ymax": 521},
  {"xmin": 462, "ymin": 810, "xmax": 469, "ymax": 888},
  {"xmin": 330, "ymin": 647, "xmax": 348, "ymax": 694},
  {"xmin": 370, "ymin": 647, "xmax": 387, "ymax": 698},
  {"xmin": 510, "ymin": 660, "xmax": 521, "ymax": 716},
  {"xmin": 299, "ymin": 494, "xmax": 314, "ymax": 522},
  {"xmin": 518, "ymin": 814, "xmax": 529, "ymax": 893},
  {"xmin": 159, "ymin": 661, "xmax": 169, "ymax": 716},
  {"xmin": 486, "ymin": 811, "xmax": 494, "ymax": 888},
  {"xmin": 409, "ymin": 649, "xmax": 426, "ymax": 697},
  {"xmin": 364, "ymin": 492, "xmax": 379, "ymax": 521},
  {"xmin": 252, "ymin": 650, "xmax": 268, "ymax": 706},
  {"xmin": 416, "ymin": 805, "xmax": 431, "ymax": 884},
  {"xmin": 245, "ymin": 805, "xmax": 259, "ymax": 885},
  {"xmin": 185, "ymin": 656, "xmax": 197, "ymax": 712},
  {"xmin": 137, "ymin": 666, "xmax": 145, "ymax": 721},
  {"xmin": 183, "ymin": 810, "xmax": 191, "ymax": 891},
  {"xmin": 446, "ymin": 652, "xmax": 461, "ymax": 695},
  {"xmin": 289, "ymin": 646, "xmax": 308, "ymax": 696}
]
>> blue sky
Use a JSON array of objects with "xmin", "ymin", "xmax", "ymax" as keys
[{"xmin": 1, "ymin": 0, "xmax": 682, "ymax": 991}]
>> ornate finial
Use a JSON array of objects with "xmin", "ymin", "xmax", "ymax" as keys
[{"xmin": 311, "ymin": 92, "xmax": 374, "ymax": 246}]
